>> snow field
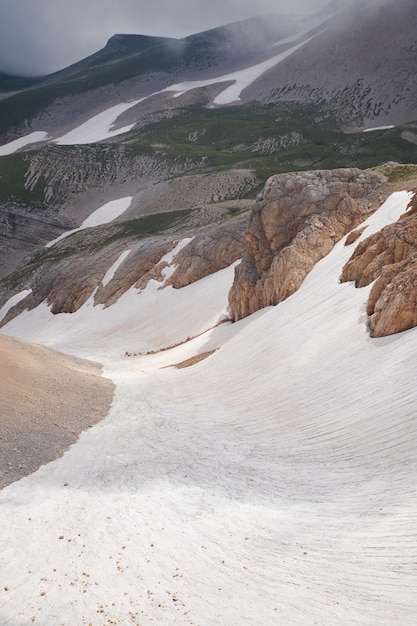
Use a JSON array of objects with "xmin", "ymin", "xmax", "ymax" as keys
[
  {"xmin": 45, "ymin": 196, "xmax": 133, "ymax": 248},
  {"xmin": 362, "ymin": 125, "xmax": 395, "ymax": 132},
  {"xmin": 53, "ymin": 99, "xmax": 148, "ymax": 145},
  {"xmin": 163, "ymin": 33, "xmax": 320, "ymax": 106},
  {"xmin": 0, "ymin": 289, "xmax": 32, "ymax": 322},
  {"xmin": 0, "ymin": 131, "xmax": 49, "ymax": 155},
  {"xmin": 1, "ymin": 192, "xmax": 417, "ymax": 624}
]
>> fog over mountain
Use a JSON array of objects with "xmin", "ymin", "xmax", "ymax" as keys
[{"xmin": 0, "ymin": 0, "xmax": 374, "ymax": 76}]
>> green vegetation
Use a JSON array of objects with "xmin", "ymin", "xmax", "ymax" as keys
[
  {"xmin": 0, "ymin": 75, "xmax": 43, "ymax": 92},
  {"xmin": 125, "ymin": 102, "xmax": 417, "ymax": 182},
  {"xmin": 2, "ymin": 99, "xmax": 417, "ymax": 210},
  {"xmin": 374, "ymin": 163, "xmax": 417, "ymax": 183},
  {"xmin": 0, "ymin": 38, "xmax": 198, "ymax": 137},
  {"xmin": 100, "ymin": 209, "xmax": 194, "ymax": 245},
  {"xmin": 2, "ymin": 101, "xmax": 417, "ymax": 209},
  {"xmin": 0, "ymin": 153, "xmax": 45, "ymax": 205}
]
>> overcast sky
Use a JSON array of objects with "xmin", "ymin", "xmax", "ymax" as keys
[{"xmin": 0, "ymin": 0, "xmax": 330, "ymax": 76}]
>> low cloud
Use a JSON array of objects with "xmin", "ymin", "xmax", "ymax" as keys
[{"xmin": 0, "ymin": 0, "xmax": 329, "ymax": 76}]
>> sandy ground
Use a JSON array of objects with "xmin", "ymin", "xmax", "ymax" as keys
[{"xmin": 0, "ymin": 334, "xmax": 114, "ymax": 489}]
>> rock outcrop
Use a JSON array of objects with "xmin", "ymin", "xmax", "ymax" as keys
[
  {"xmin": 341, "ymin": 192, "xmax": 417, "ymax": 337},
  {"xmin": 229, "ymin": 168, "xmax": 385, "ymax": 321},
  {"xmin": 167, "ymin": 215, "xmax": 246, "ymax": 289}
]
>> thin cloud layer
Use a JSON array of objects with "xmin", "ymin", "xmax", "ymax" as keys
[{"xmin": 0, "ymin": 0, "xmax": 328, "ymax": 76}]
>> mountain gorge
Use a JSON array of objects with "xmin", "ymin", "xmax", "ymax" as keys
[{"xmin": 1, "ymin": 2, "xmax": 417, "ymax": 624}]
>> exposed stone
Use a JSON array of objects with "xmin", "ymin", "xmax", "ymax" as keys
[
  {"xmin": 341, "ymin": 191, "xmax": 417, "ymax": 336},
  {"xmin": 345, "ymin": 226, "xmax": 368, "ymax": 245},
  {"xmin": 0, "ymin": 334, "xmax": 113, "ymax": 488},
  {"xmin": 95, "ymin": 239, "xmax": 173, "ymax": 306},
  {"xmin": 229, "ymin": 168, "xmax": 385, "ymax": 321},
  {"xmin": 167, "ymin": 216, "xmax": 246, "ymax": 288},
  {"xmin": 367, "ymin": 255, "xmax": 417, "ymax": 337}
]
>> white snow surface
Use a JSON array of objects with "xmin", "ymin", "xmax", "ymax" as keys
[
  {"xmin": 1, "ymin": 192, "xmax": 417, "ymax": 624},
  {"xmin": 54, "ymin": 100, "xmax": 147, "ymax": 145},
  {"xmin": 0, "ymin": 131, "xmax": 49, "ymax": 155},
  {"xmin": 363, "ymin": 125, "xmax": 395, "ymax": 132},
  {"xmin": 101, "ymin": 249, "xmax": 132, "ymax": 288},
  {"xmin": 45, "ymin": 196, "xmax": 133, "ymax": 248},
  {"xmin": 0, "ymin": 289, "xmax": 32, "ymax": 322},
  {"xmin": 163, "ymin": 34, "xmax": 319, "ymax": 105}
]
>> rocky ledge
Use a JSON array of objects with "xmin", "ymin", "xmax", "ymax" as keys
[
  {"xmin": 229, "ymin": 168, "xmax": 385, "ymax": 321},
  {"xmin": 341, "ymin": 192, "xmax": 417, "ymax": 337}
]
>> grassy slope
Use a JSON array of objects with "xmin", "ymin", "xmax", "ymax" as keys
[
  {"xmin": 2, "ymin": 102, "xmax": 417, "ymax": 207},
  {"xmin": 127, "ymin": 103, "xmax": 417, "ymax": 183}
]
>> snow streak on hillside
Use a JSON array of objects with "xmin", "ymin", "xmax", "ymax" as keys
[
  {"xmin": 54, "ymin": 101, "xmax": 147, "ymax": 145},
  {"xmin": 45, "ymin": 196, "xmax": 133, "ymax": 248},
  {"xmin": 163, "ymin": 34, "xmax": 320, "ymax": 106},
  {"xmin": 0, "ymin": 131, "xmax": 49, "ymax": 155},
  {"xmin": 1, "ymin": 192, "xmax": 417, "ymax": 625}
]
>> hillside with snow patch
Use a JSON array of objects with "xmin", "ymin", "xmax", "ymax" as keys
[
  {"xmin": 1, "ymin": 190, "xmax": 417, "ymax": 625},
  {"xmin": 1, "ymin": 5, "xmax": 417, "ymax": 624}
]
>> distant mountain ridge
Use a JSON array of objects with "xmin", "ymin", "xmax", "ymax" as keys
[{"xmin": 2, "ymin": 1, "xmax": 416, "ymax": 141}]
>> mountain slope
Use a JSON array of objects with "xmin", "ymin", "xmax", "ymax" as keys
[
  {"xmin": 0, "ymin": 334, "xmax": 113, "ymax": 489},
  {"xmin": 1, "ymin": 6, "xmax": 417, "ymax": 624},
  {"xmin": 2, "ymin": 1, "xmax": 417, "ymax": 144},
  {"xmin": 244, "ymin": 0, "xmax": 417, "ymax": 129},
  {"xmin": 1, "ymin": 189, "xmax": 417, "ymax": 625}
]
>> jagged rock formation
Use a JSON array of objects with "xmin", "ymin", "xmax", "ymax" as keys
[
  {"xmin": 0, "ymin": 206, "xmax": 68, "ymax": 280},
  {"xmin": 229, "ymin": 168, "xmax": 385, "ymax": 321},
  {"xmin": 124, "ymin": 170, "xmax": 261, "ymax": 218},
  {"xmin": 341, "ymin": 192, "xmax": 417, "ymax": 337}
]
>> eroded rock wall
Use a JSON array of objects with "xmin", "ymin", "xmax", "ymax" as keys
[{"xmin": 229, "ymin": 168, "xmax": 385, "ymax": 321}]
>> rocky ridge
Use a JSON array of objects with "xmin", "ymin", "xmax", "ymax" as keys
[{"xmin": 229, "ymin": 168, "xmax": 385, "ymax": 321}]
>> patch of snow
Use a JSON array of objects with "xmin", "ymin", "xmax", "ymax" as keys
[
  {"xmin": 363, "ymin": 125, "xmax": 395, "ymax": 132},
  {"xmin": 4, "ymin": 33, "xmax": 319, "ymax": 154},
  {"xmin": 159, "ymin": 237, "xmax": 194, "ymax": 284},
  {"xmin": 2, "ymin": 261, "xmax": 235, "ymax": 358},
  {"xmin": 162, "ymin": 34, "xmax": 320, "ymax": 106},
  {"xmin": 45, "ymin": 196, "xmax": 133, "ymax": 248},
  {"xmin": 54, "ymin": 99, "xmax": 147, "ymax": 145},
  {"xmin": 101, "ymin": 249, "xmax": 131, "ymax": 287},
  {"xmin": 0, "ymin": 131, "xmax": 49, "ymax": 156},
  {"xmin": 0, "ymin": 289, "xmax": 32, "ymax": 322},
  {"xmin": 352, "ymin": 190, "xmax": 412, "ymax": 239},
  {"xmin": 1, "ymin": 193, "xmax": 417, "ymax": 624}
]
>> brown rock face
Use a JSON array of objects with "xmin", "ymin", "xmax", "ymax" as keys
[
  {"xmin": 341, "ymin": 194, "xmax": 417, "ymax": 337},
  {"xmin": 166, "ymin": 216, "xmax": 246, "ymax": 289},
  {"xmin": 229, "ymin": 168, "xmax": 385, "ymax": 321}
]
